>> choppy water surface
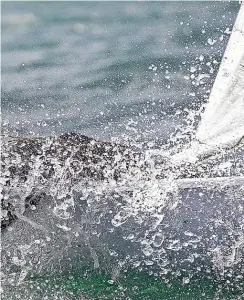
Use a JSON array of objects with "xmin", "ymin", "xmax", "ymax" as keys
[
  {"xmin": 2, "ymin": 1, "xmax": 240, "ymax": 142},
  {"xmin": 1, "ymin": 2, "xmax": 244, "ymax": 300}
]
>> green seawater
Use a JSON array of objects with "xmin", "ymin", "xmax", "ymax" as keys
[{"xmin": 6, "ymin": 269, "xmax": 243, "ymax": 300}]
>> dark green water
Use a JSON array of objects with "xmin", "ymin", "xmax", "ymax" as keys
[{"xmin": 5, "ymin": 268, "xmax": 243, "ymax": 300}]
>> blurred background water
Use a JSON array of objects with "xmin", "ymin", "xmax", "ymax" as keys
[{"xmin": 1, "ymin": 1, "xmax": 240, "ymax": 144}]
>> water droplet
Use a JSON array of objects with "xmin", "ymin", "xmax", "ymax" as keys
[
  {"xmin": 153, "ymin": 233, "xmax": 164, "ymax": 248},
  {"xmin": 183, "ymin": 277, "xmax": 190, "ymax": 284},
  {"xmin": 142, "ymin": 245, "xmax": 154, "ymax": 257}
]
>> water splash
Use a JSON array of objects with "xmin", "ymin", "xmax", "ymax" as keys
[{"xmin": 1, "ymin": 117, "xmax": 243, "ymax": 297}]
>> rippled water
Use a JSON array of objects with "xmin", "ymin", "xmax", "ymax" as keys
[{"xmin": 2, "ymin": 1, "xmax": 239, "ymax": 142}]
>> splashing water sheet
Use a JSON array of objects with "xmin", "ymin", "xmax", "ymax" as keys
[{"xmin": 1, "ymin": 2, "xmax": 244, "ymax": 300}]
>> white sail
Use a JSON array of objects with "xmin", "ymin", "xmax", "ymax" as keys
[
  {"xmin": 196, "ymin": 3, "xmax": 244, "ymax": 150},
  {"xmin": 172, "ymin": 4, "xmax": 244, "ymax": 164}
]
